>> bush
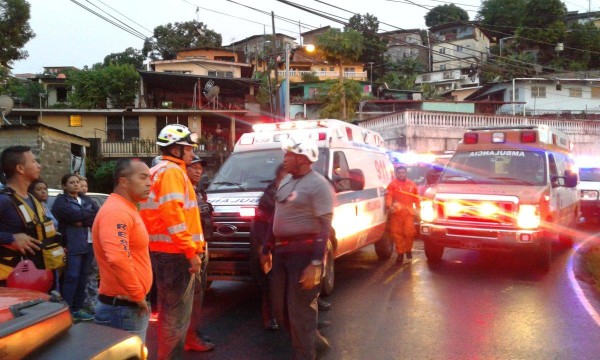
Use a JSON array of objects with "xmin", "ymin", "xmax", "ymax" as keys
[
  {"xmin": 88, "ymin": 160, "xmax": 116, "ymax": 194},
  {"xmin": 585, "ymin": 246, "xmax": 600, "ymax": 292}
]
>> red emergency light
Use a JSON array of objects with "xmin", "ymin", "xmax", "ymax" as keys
[
  {"xmin": 463, "ymin": 133, "xmax": 478, "ymax": 144},
  {"xmin": 521, "ymin": 131, "xmax": 536, "ymax": 143}
]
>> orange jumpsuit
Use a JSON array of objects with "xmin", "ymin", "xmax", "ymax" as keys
[{"xmin": 386, "ymin": 178, "xmax": 419, "ymax": 255}]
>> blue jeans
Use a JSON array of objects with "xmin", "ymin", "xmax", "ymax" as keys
[
  {"xmin": 94, "ymin": 301, "xmax": 150, "ymax": 343},
  {"xmin": 151, "ymin": 252, "xmax": 195, "ymax": 360},
  {"xmin": 270, "ymin": 251, "xmax": 321, "ymax": 360},
  {"xmin": 61, "ymin": 252, "xmax": 92, "ymax": 312}
]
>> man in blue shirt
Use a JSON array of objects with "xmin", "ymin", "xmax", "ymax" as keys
[{"xmin": 0, "ymin": 146, "xmax": 44, "ymax": 280}]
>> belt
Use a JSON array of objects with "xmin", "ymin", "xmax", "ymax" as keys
[
  {"xmin": 274, "ymin": 233, "xmax": 318, "ymax": 247},
  {"xmin": 98, "ymin": 294, "xmax": 139, "ymax": 308}
]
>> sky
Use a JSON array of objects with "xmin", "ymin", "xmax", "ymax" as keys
[{"xmin": 10, "ymin": 0, "xmax": 598, "ymax": 74}]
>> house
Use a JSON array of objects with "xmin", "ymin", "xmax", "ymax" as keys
[
  {"xmin": 225, "ymin": 33, "xmax": 296, "ymax": 73},
  {"xmin": 150, "ymin": 47, "xmax": 253, "ymax": 78},
  {"xmin": 464, "ymin": 77, "xmax": 600, "ymax": 117},
  {"xmin": 381, "ymin": 29, "xmax": 429, "ymax": 71},
  {"xmin": 415, "ymin": 22, "xmax": 490, "ymax": 93},
  {"xmin": 33, "ymin": 66, "xmax": 77, "ymax": 107},
  {"xmin": 277, "ymin": 46, "xmax": 367, "ymax": 82},
  {"xmin": 565, "ymin": 10, "xmax": 600, "ymax": 28}
]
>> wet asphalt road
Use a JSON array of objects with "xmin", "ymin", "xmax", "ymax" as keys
[{"xmin": 146, "ymin": 223, "xmax": 600, "ymax": 359}]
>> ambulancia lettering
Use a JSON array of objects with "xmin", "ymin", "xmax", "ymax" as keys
[{"xmin": 469, "ymin": 150, "xmax": 525, "ymax": 157}]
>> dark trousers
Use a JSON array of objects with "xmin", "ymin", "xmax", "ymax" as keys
[
  {"xmin": 61, "ymin": 252, "xmax": 93, "ymax": 312},
  {"xmin": 270, "ymin": 251, "xmax": 320, "ymax": 360}
]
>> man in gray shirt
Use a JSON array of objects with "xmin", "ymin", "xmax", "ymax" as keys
[{"xmin": 261, "ymin": 136, "xmax": 334, "ymax": 360}]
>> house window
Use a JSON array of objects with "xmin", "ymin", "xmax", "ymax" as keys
[
  {"xmin": 439, "ymin": 47, "xmax": 446, "ymax": 54},
  {"xmin": 592, "ymin": 87, "xmax": 600, "ymax": 99},
  {"xmin": 531, "ymin": 86, "xmax": 546, "ymax": 98},
  {"xmin": 422, "ymin": 74, "xmax": 430, "ymax": 81},
  {"xmin": 329, "ymin": 67, "xmax": 335, "ymax": 72},
  {"xmin": 107, "ymin": 116, "xmax": 139, "ymax": 142},
  {"xmin": 69, "ymin": 115, "xmax": 82, "ymax": 127},
  {"xmin": 440, "ymin": 64, "xmax": 446, "ymax": 70},
  {"xmin": 569, "ymin": 87, "xmax": 582, "ymax": 98},
  {"xmin": 344, "ymin": 67, "xmax": 355, "ymax": 73},
  {"xmin": 156, "ymin": 116, "xmax": 189, "ymax": 138},
  {"xmin": 207, "ymin": 70, "xmax": 234, "ymax": 78},
  {"xmin": 56, "ymin": 88, "xmax": 68, "ymax": 102},
  {"xmin": 456, "ymin": 46, "xmax": 464, "ymax": 52},
  {"xmin": 320, "ymin": 68, "xmax": 326, "ymax": 72}
]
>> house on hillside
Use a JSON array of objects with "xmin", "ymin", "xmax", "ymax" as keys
[
  {"xmin": 464, "ymin": 78, "xmax": 600, "ymax": 117},
  {"xmin": 225, "ymin": 33, "xmax": 296, "ymax": 73},
  {"xmin": 381, "ymin": 29, "xmax": 429, "ymax": 71},
  {"xmin": 150, "ymin": 47, "xmax": 253, "ymax": 78},
  {"xmin": 415, "ymin": 22, "xmax": 490, "ymax": 94}
]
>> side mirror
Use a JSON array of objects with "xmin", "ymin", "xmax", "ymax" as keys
[
  {"xmin": 563, "ymin": 169, "xmax": 578, "ymax": 188},
  {"xmin": 348, "ymin": 169, "xmax": 365, "ymax": 191}
]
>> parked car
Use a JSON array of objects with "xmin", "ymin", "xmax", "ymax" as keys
[
  {"xmin": 47, "ymin": 189, "xmax": 109, "ymax": 209},
  {"xmin": 0, "ymin": 287, "xmax": 146, "ymax": 359},
  {"xmin": 578, "ymin": 166, "xmax": 600, "ymax": 224}
]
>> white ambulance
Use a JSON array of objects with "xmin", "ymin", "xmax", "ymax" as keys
[
  {"xmin": 206, "ymin": 119, "xmax": 395, "ymax": 294},
  {"xmin": 420, "ymin": 125, "xmax": 579, "ymax": 270}
]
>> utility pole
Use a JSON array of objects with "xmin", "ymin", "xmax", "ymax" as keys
[
  {"xmin": 271, "ymin": 12, "xmax": 279, "ymax": 117},
  {"xmin": 367, "ymin": 62, "xmax": 374, "ymax": 89}
]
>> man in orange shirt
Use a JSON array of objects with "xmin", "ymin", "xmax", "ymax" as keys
[
  {"xmin": 386, "ymin": 166, "xmax": 420, "ymax": 264},
  {"xmin": 92, "ymin": 158, "xmax": 152, "ymax": 342}
]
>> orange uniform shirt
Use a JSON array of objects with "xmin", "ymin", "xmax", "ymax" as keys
[
  {"xmin": 386, "ymin": 178, "xmax": 420, "ymax": 213},
  {"xmin": 139, "ymin": 156, "xmax": 205, "ymax": 259},
  {"xmin": 92, "ymin": 193, "xmax": 152, "ymax": 302}
]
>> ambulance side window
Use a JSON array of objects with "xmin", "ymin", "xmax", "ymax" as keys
[
  {"xmin": 333, "ymin": 151, "xmax": 351, "ymax": 192},
  {"xmin": 548, "ymin": 154, "xmax": 560, "ymax": 187}
]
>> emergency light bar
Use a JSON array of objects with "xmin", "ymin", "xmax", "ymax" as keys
[
  {"xmin": 253, "ymin": 120, "xmax": 329, "ymax": 132},
  {"xmin": 462, "ymin": 125, "xmax": 571, "ymax": 150}
]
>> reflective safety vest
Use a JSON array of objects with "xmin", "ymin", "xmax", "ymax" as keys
[{"xmin": 140, "ymin": 156, "xmax": 205, "ymax": 259}]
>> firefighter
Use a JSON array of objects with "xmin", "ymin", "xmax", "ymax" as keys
[{"xmin": 386, "ymin": 165, "xmax": 420, "ymax": 264}]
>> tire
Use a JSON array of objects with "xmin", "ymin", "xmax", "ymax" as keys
[
  {"xmin": 374, "ymin": 231, "xmax": 394, "ymax": 260},
  {"xmin": 536, "ymin": 239, "xmax": 551, "ymax": 271},
  {"xmin": 424, "ymin": 241, "xmax": 444, "ymax": 263},
  {"xmin": 320, "ymin": 239, "xmax": 335, "ymax": 297}
]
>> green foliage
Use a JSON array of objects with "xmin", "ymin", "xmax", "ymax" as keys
[
  {"xmin": 143, "ymin": 20, "xmax": 222, "ymax": 60},
  {"xmin": 515, "ymin": 0, "xmax": 567, "ymax": 63},
  {"xmin": 424, "ymin": 4, "xmax": 469, "ymax": 28},
  {"xmin": 316, "ymin": 28, "xmax": 364, "ymax": 69},
  {"xmin": 67, "ymin": 64, "xmax": 140, "ymax": 109},
  {"xmin": 301, "ymin": 71, "xmax": 320, "ymax": 83},
  {"xmin": 584, "ymin": 246, "xmax": 600, "ymax": 293},
  {"xmin": 476, "ymin": 0, "xmax": 526, "ymax": 42},
  {"xmin": 88, "ymin": 159, "xmax": 116, "ymax": 194},
  {"xmin": 379, "ymin": 72, "xmax": 417, "ymax": 90},
  {"xmin": 346, "ymin": 13, "xmax": 387, "ymax": 77},
  {"xmin": 419, "ymin": 83, "xmax": 441, "ymax": 100},
  {"xmin": 563, "ymin": 21, "xmax": 600, "ymax": 70},
  {"xmin": 0, "ymin": 77, "xmax": 44, "ymax": 107},
  {"xmin": 318, "ymin": 80, "xmax": 364, "ymax": 121},
  {"xmin": 103, "ymin": 47, "xmax": 145, "ymax": 69},
  {"xmin": 0, "ymin": 0, "xmax": 35, "ymax": 66}
]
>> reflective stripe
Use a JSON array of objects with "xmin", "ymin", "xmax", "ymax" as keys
[
  {"xmin": 192, "ymin": 234, "xmax": 205, "ymax": 242},
  {"xmin": 168, "ymin": 223, "xmax": 187, "ymax": 234},
  {"xmin": 159, "ymin": 192, "xmax": 185, "ymax": 204},
  {"xmin": 184, "ymin": 200, "xmax": 199, "ymax": 209},
  {"xmin": 139, "ymin": 201, "xmax": 158, "ymax": 210},
  {"xmin": 149, "ymin": 234, "xmax": 173, "ymax": 243}
]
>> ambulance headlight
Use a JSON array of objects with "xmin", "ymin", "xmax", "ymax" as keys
[
  {"xmin": 517, "ymin": 204, "xmax": 540, "ymax": 229},
  {"xmin": 421, "ymin": 200, "xmax": 436, "ymax": 222},
  {"xmin": 580, "ymin": 190, "xmax": 599, "ymax": 201}
]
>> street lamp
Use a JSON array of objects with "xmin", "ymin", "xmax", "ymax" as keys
[{"xmin": 284, "ymin": 43, "xmax": 315, "ymax": 121}]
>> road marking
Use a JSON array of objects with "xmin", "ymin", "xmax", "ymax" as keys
[{"xmin": 568, "ymin": 238, "xmax": 600, "ymax": 328}]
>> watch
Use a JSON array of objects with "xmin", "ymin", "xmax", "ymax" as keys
[{"xmin": 311, "ymin": 260, "xmax": 323, "ymax": 266}]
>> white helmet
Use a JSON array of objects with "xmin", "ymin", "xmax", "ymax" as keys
[
  {"xmin": 157, "ymin": 124, "xmax": 199, "ymax": 147},
  {"xmin": 282, "ymin": 136, "xmax": 319, "ymax": 162}
]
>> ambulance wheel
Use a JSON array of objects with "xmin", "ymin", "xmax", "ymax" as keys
[
  {"xmin": 321, "ymin": 239, "xmax": 335, "ymax": 297},
  {"xmin": 374, "ymin": 231, "xmax": 394, "ymax": 260},
  {"xmin": 536, "ymin": 239, "xmax": 551, "ymax": 271},
  {"xmin": 424, "ymin": 242, "xmax": 444, "ymax": 263}
]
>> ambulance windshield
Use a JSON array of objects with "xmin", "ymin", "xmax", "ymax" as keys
[
  {"xmin": 440, "ymin": 150, "xmax": 547, "ymax": 186},
  {"xmin": 207, "ymin": 148, "xmax": 328, "ymax": 192}
]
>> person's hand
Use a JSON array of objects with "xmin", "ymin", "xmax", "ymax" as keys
[
  {"xmin": 188, "ymin": 254, "xmax": 202, "ymax": 274},
  {"xmin": 117, "ymin": 295, "xmax": 150, "ymax": 315},
  {"xmin": 299, "ymin": 263, "xmax": 322, "ymax": 290},
  {"xmin": 11, "ymin": 233, "xmax": 42, "ymax": 255},
  {"xmin": 260, "ymin": 252, "xmax": 272, "ymax": 274}
]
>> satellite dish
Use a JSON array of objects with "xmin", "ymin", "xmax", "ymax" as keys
[
  {"xmin": 205, "ymin": 85, "xmax": 220, "ymax": 101},
  {"xmin": 0, "ymin": 95, "xmax": 14, "ymax": 125}
]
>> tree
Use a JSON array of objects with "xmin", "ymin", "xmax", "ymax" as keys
[
  {"xmin": 143, "ymin": 20, "xmax": 222, "ymax": 60},
  {"xmin": 2, "ymin": 77, "xmax": 44, "ymax": 107},
  {"xmin": 0, "ymin": 0, "xmax": 35, "ymax": 67},
  {"xmin": 476, "ymin": 0, "xmax": 527, "ymax": 42},
  {"xmin": 319, "ymin": 80, "xmax": 364, "ymax": 120},
  {"xmin": 346, "ymin": 13, "xmax": 387, "ymax": 78},
  {"xmin": 103, "ymin": 47, "xmax": 145, "ymax": 69},
  {"xmin": 67, "ymin": 64, "xmax": 140, "ymax": 109},
  {"xmin": 563, "ymin": 21, "xmax": 600, "ymax": 70},
  {"xmin": 424, "ymin": 4, "xmax": 469, "ymax": 28},
  {"xmin": 316, "ymin": 28, "xmax": 364, "ymax": 121},
  {"xmin": 515, "ymin": 0, "xmax": 566, "ymax": 64}
]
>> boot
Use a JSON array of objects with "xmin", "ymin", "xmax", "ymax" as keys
[{"xmin": 396, "ymin": 253, "xmax": 404, "ymax": 264}]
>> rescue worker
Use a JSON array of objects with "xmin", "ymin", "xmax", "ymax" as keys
[
  {"xmin": 92, "ymin": 159, "xmax": 152, "ymax": 342},
  {"xmin": 184, "ymin": 155, "xmax": 215, "ymax": 351},
  {"xmin": 140, "ymin": 124, "xmax": 207, "ymax": 359},
  {"xmin": 260, "ymin": 136, "xmax": 334, "ymax": 360},
  {"xmin": 386, "ymin": 165, "xmax": 420, "ymax": 264}
]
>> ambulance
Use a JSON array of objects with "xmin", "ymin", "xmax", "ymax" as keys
[
  {"xmin": 206, "ymin": 119, "xmax": 395, "ymax": 294},
  {"xmin": 419, "ymin": 125, "xmax": 579, "ymax": 270}
]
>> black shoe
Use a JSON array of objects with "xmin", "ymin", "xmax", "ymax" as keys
[
  {"xmin": 396, "ymin": 253, "xmax": 404, "ymax": 264},
  {"xmin": 315, "ymin": 331, "xmax": 331, "ymax": 351},
  {"xmin": 264, "ymin": 319, "xmax": 279, "ymax": 331},
  {"xmin": 317, "ymin": 298, "xmax": 331, "ymax": 311},
  {"xmin": 318, "ymin": 320, "xmax": 332, "ymax": 329},
  {"xmin": 406, "ymin": 251, "xmax": 413, "ymax": 259}
]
